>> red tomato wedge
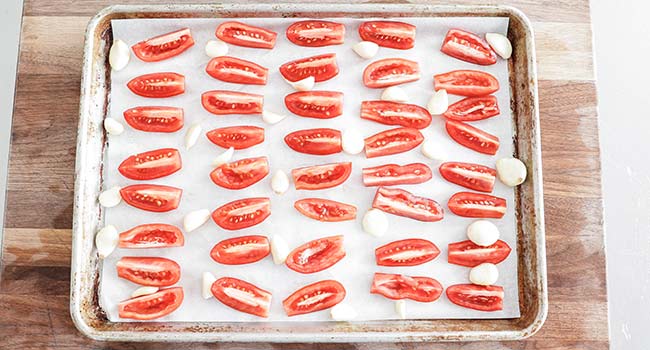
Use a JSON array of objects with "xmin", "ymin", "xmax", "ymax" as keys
[
  {"xmin": 441, "ymin": 29, "xmax": 497, "ymax": 66},
  {"xmin": 118, "ymin": 148, "xmax": 182, "ymax": 180},
  {"xmin": 206, "ymin": 56, "xmax": 268, "ymax": 85},
  {"xmin": 123, "ymin": 106, "xmax": 184, "ymax": 133},
  {"xmin": 279, "ymin": 53, "xmax": 339, "ymax": 82},
  {"xmin": 284, "ymin": 128, "xmax": 342, "ymax": 155},
  {"xmin": 286, "ymin": 20, "xmax": 345, "ymax": 47},
  {"xmin": 362, "ymin": 163, "xmax": 432, "ymax": 187},
  {"xmin": 364, "ymin": 127, "xmax": 423, "ymax": 158},
  {"xmin": 448, "ymin": 240, "xmax": 512, "ymax": 267},
  {"xmin": 210, "ymin": 156, "xmax": 269, "ymax": 190},
  {"xmin": 212, "ymin": 197, "xmax": 271, "ymax": 230},
  {"xmin": 210, "ymin": 235, "xmax": 270, "ymax": 265},
  {"xmin": 370, "ymin": 273, "xmax": 443, "ymax": 302},
  {"xmin": 291, "ymin": 162, "xmax": 352, "ymax": 190},
  {"xmin": 132, "ymin": 28, "xmax": 194, "ymax": 62},
  {"xmin": 283, "ymin": 280, "xmax": 346, "ymax": 316},
  {"xmin": 284, "ymin": 91, "xmax": 343, "ymax": 119},
  {"xmin": 202, "ymin": 90, "xmax": 263, "ymax": 115},
  {"xmin": 206, "ymin": 125, "xmax": 264, "ymax": 150},
  {"xmin": 294, "ymin": 198, "xmax": 357, "ymax": 222},
  {"xmin": 116, "ymin": 256, "xmax": 181, "ymax": 287},
  {"xmin": 360, "ymin": 100, "xmax": 432, "ymax": 129},
  {"xmin": 215, "ymin": 21, "xmax": 277, "ymax": 49},
  {"xmin": 434, "ymin": 70, "xmax": 499, "ymax": 97},
  {"xmin": 448, "ymin": 191, "xmax": 507, "ymax": 218},
  {"xmin": 363, "ymin": 58, "xmax": 419, "ymax": 88},
  {"xmin": 120, "ymin": 184, "xmax": 182, "ymax": 212},
  {"xmin": 439, "ymin": 162, "xmax": 496, "ymax": 192},
  {"xmin": 211, "ymin": 277, "xmax": 272, "ymax": 317},
  {"xmin": 372, "ymin": 186, "xmax": 443, "ymax": 222},
  {"xmin": 446, "ymin": 284, "xmax": 504, "ymax": 311},
  {"xmin": 118, "ymin": 287, "xmax": 184, "ymax": 320},
  {"xmin": 359, "ymin": 21, "xmax": 416, "ymax": 50},
  {"xmin": 286, "ymin": 235, "xmax": 345, "ymax": 274},
  {"xmin": 446, "ymin": 120, "xmax": 500, "ymax": 155},
  {"xmin": 127, "ymin": 72, "xmax": 185, "ymax": 98},
  {"xmin": 375, "ymin": 239, "xmax": 440, "ymax": 267},
  {"xmin": 443, "ymin": 95, "xmax": 500, "ymax": 121},
  {"xmin": 118, "ymin": 223, "xmax": 184, "ymax": 248}
]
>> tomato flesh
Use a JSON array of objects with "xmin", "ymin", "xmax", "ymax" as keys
[
  {"xmin": 372, "ymin": 186, "xmax": 443, "ymax": 222},
  {"xmin": 286, "ymin": 20, "xmax": 345, "ymax": 47},
  {"xmin": 446, "ymin": 120, "xmax": 500, "ymax": 155},
  {"xmin": 439, "ymin": 162, "xmax": 496, "ymax": 192},
  {"xmin": 441, "ymin": 29, "xmax": 497, "ymax": 66},
  {"xmin": 375, "ymin": 239, "xmax": 440, "ymax": 266},
  {"xmin": 210, "ymin": 235, "xmax": 270, "ymax": 265},
  {"xmin": 210, "ymin": 156, "xmax": 269, "ymax": 190},
  {"xmin": 116, "ymin": 256, "xmax": 181, "ymax": 287},
  {"xmin": 358, "ymin": 21, "xmax": 416, "ymax": 50},
  {"xmin": 448, "ymin": 191, "xmax": 507, "ymax": 218},
  {"xmin": 127, "ymin": 72, "xmax": 185, "ymax": 98},
  {"xmin": 294, "ymin": 198, "xmax": 357, "ymax": 222},
  {"xmin": 291, "ymin": 162, "xmax": 352, "ymax": 190},
  {"xmin": 370, "ymin": 272, "xmax": 443, "ymax": 302},
  {"xmin": 212, "ymin": 197, "xmax": 271, "ymax": 230},
  {"xmin": 123, "ymin": 106, "xmax": 184, "ymax": 133},
  {"xmin": 202, "ymin": 90, "xmax": 263, "ymax": 115},
  {"xmin": 443, "ymin": 95, "xmax": 500, "ymax": 121},
  {"xmin": 206, "ymin": 56, "xmax": 268, "ymax": 85},
  {"xmin": 206, "ymin": 125, "xmax": 264, "ymax": 150},
  {"xmin": 434, "ymin": 70, "xmax": 499, "ymax": 97},
  {"xmin": 286, "ymin": 235, "xmax": 345, "ymax": 274},
  {"xmin": 362, "ymin": 163, "xmax": 432, "ymax": 187},
  {"xmin": 448, "ymin": 240, "xmax": 512, "ymax": 267},
  {"xmin": 118, "ymin": 287, "xmax": 184, "ymax": 320},
  {"xmin": 361, "ymin": 100, "xmax": 432, "ymax": 129},
  {"xmin": 215, "ymin": 21, "xmax": 277, "ymax": 49},
  {"xmin": 284, "ymin": 128, "xmax": 342, "ymax": 155},
  {"xmin": 132, "ymin": 28, "xmax": 194, "ymax": 62},
  {"xmin": 364, "ymin": 127, "xmax": 423, "ymax": 158},
  {"xmin": 120, "ymin": 184, "xmax": 182, "ymax": 212},
  {"xmin": 279, "ymin": 53, "xmax": 339, "ymax": 82},
  {"xmin": 211, "ymin": 277, "xmax": 272, "ymax": 317},
  {"xmin": 363, "ymin": 58, "xmax": 419, "ymax": 88},
  {"xmin": 118, "ymin": 223, "xmax": 184, "ymax": 248},
  {"xmin": 118, "ymin": 148, "xmax": 182, "ymax": 180},
  {"xmin": 284, "ymin": 91, "xmax": 343, "ymax": 119},
  {"xmin": 446, "ymin": 284, "xmax": 504, "ymax": 311},
  {"xmin": 283, "ymin": 280, "xmax": 346, "ymax": 316}
]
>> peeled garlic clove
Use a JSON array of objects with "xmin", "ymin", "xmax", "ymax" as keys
[
  {"xmin": 381, "ymin": 86, "xmax": 409, "ymax": 103},
  {"xmin": 212, "ymin": 147, "xmax": 234, "ymax": 167},
  {"xmin": 485, "ymin": 33, "xmax": 512, "ymax": 59},
  {"xmin": 205, "ymin": 40, "xmax": 228, "ymax": 57},
  {"xmin": 421, "ymin": 139, "xmax": 447, "ymax": 162},
  {"xmin": 95, "ymin": 225, "xmax": 118, "ymax": 259},
  {"xmin": 362, "ymin": 209, "xmax": 388, "ymax": 237},
  {"xmin": 353, "ymin": 41, "xmax": 379, "ymax": 59},
  {"xmin": 341, "ymin": 128, "xmax": 365, "ymax": 155},
  {"xmin": 395, "ymin": 300, "xmax": 406, "ymax": 319},
  {"xmin": 185, "ymin": 123, "xmax": 202, "ymax": 150},
  {"xmin": 131, "ymin": 286, "xmax": 159, "ymax": 298},
  {"xmin": 270, "ymin": 234, "xmax": 290, "ymax": 265},
  {"xmin": 99, "ymin": 185, "xmax": 122, "ymax": 207},
  {"xmin": 109, "ymin": 39, "xmax": 130, "ymax": 71},
  {"xmin": 467, "ymin": 220, "xmax": 500, "ymax": 247},
  {"xmin": 271, "ymin": 170, "xmax": 290, "ymax": 194},
  {"xmin": 202, "ymin": 272, "xmax": 217, "ymax": 299},
  {"xmin": 103, "ymin": 118, "xmax": 124, "ymax": 135},
  {"xmin": 469, "ymin": 263, "xmax": 499, "ymax": 286},
  {"xmin": 183, "ymin": 209, "xmax": 211, "ymax": 233},
  {"xmin": 330, "ymin": 303, "xmax": 358, "ymax": 321},
  {"xmin": 496, "ymin": 157, "xmax": 527, "ymax": 186},
  {"xmin": 262, "ymin": 110, "xmax": 288, "ymax": 125},
  {"xmin": 427, "ymin": 89, "xmax": 448, "ymax": 115},
  {"xmin": 286, "ymin": 76, "xmax": 315, "ymax": 91}
]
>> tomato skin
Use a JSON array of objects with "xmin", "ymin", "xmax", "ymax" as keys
[
  {"xmin": 215, "ymin": 21, "xmax": 277, "ymax": 49},
  {"xmin": 116, "ymin": 256, "xmax": 181, "ymax": 287},
  {"xmin": 284, "ymin": 91, "xmax": 343, "ymax": 119},
  {"xmin": 372, "ymin": 186, "xmax": 444, "ymax": 222},
  {"xmin": 360, "ymin": 100, "xmax": 432, "ymax": 129},
  {"xmin": 127, "ymin": 72, "xmax": 185, "ymax": 98},
  {"xmin": 284, "ymin": 128, "xmax": 342, "ymax": 155},
  {"xmin": 358, "ymin": 21, "xmax": 416, "ymax": 50},
  {"xmin": 202, "ymin": 90, "xmax": 263, "ymax": 115},
  {"xmin": 439, "ymin": 162, "xmax": 496, "ymax": 192},
  {"xmin": 291, "ymin": 162, "xmax": 352, "ymax": 190},
  {"xmin": 362, "ymin": 163, "xmax": 432, "ymax": 187},
  {"xmin": 118, "ymin": 223, "xmax": 184, "ymax": 248},
  {"xmin": 206, "ymin": 56, "xmax": 268, "ymax": 85},
  {"xmin": 434, "ymin": 70, "xmax": 499, "ymax": 97},
  {"xmin": 370, "ymin": 273, "xmax": 443, "ymax": 302},
  {"xmin": 206, "ymin": 125, "xmax": 264, "ymax": 150},
  {"xmin": 210, "ymin": 156, "xmax": 269, "ymax": 190},
  {"xmin": 363, "ymin": 58, "xmax": 420, "ymax": 88},
  {"xmin": 132, "ymin": 28, "xmax": 194, "ymax": 62},
  {"xmin": 286, "ymin": 235, "xmax": 345, "ymax": 274},
  {"xmin": 294, "ymin": 198, "xmax": 357, "ymax": 222},
  {"xmin": 445, "ymin": 120, "xmax": 500, "ymax": 155},
  {"xmin": 123, "ymin": 106, "xmax": 184, "ymax": 133},
  {"xmin": 443, "ymin": 95, "xmax": 500, "ymax": 122},
  {"xmin": 283, "ymin": 280, "xmax": 346, "ymax": 316},
  {"xmin": 448, "ymin": 240, "xmax": 512, "ymax": 267},
  {"xmin": 279, "ymin": 53, "xmax": 339, "ymax": 82},
  {"xmin": 118, "ymin": 148, "xmax": 182, "ymax": 180},
  {"xmin": 286, "ymin": 20, "xmax": 345, "ymax": 47},
  {"xmin": 211, "ymin": 277, "xmax": 272, "ymax": 317},
  {"xmin": 120, "ymin": 184, "xmax": 182, "ymax": 212},
  {"xmin": 375, "ymin": 239, "xmax": 440, "ymax": 266},
  {"xmin": 364, "ymin": 127, "xmax": 423, "ymax": 158},
  {"xmin": 441, "ymin": 29, "xmax": 497, "ymax": 66},
  {"xmin": 118, "ymin": 287, "xmax": 184, "ymax": 320},
  {"xmin": 212, "ymin": 197, "xmax": 271, "ymax": 231},
  {"xmin": 210, "ymin": 235, "xmax": 270, "ymax": 265},
  {"xmin": 448, "ymin": 192, "xmax": 507, "ymax": 218},
  {"xmin": 446, "ymin": 284, "xmax": 504, "ymax": 311}
]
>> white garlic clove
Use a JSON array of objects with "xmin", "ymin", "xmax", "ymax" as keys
[
  {"xmin": 469, "ymin": 263, "xmax": 499, "ymax": 286},
  {"xmin": 185, "ymin": 123, "xmax": 202, "ymax": 150},
  {"xmin": 485, "ymin": 33, "xmax": 512, "ymax": 59},
  {"xmin": 330, "ymin": 303, "xmax": 358, "ymax": 321},
  {"xmin": 212, "ymin": 147, "xmax": 234, "ymax": 167},
  {"xmin": 271, "ymin": 170, "xmax": 290, "ymax": 194},
  {"xmin": 109, "ymin": 39, "xmax": 130, "ymax": 71},
  {"xmin": 103, "ymin": 118, "xmax": 124, "ymax": 135},
  {"xmin": 99, "ymin": 185, "xmax": 122, "ymax": 207},
  {"xmin": 270, "ymin": 234, "xmax": 291, "ymax": 265},
  {"xmin": 202, "ymin": 271, "xmax": 217, "ymax": 299},
  {"xmin": 131, "ymin": 286, "xmax": 159, "ymax": 298},
  {"xmin": 341, "ymin": 128, "xmax": 365, "ymax": 155},
  {"xmin": 395, "ymin": 300, "xmax": 406, "ymax": 319},
  {"xmin": 95, "ymin": 225, "xmax": 118, "ymax": 259},
  {"xmin": 183, "ymin": 209, "xmax": 211, "ymax": 233},
  {"xmin": 496, "ymin": 158, "xmax": 527, "ymax": 187},
  {"xmin": 262, "ymin": 110, "xmax": 288, "ymax": 125},
  {"xmin": 285, "ymin": 76, "xmax": 315, "ymax": 91},
  {"xmin": 421, "ymin": 138, "xmax": 447, "ymax": 162},
  {"xmin": 205, "ymin": 40, "xmax": 229, "ymax": 57},
  {"xmin": 353, "ymin": 41, "xmax": 379, "ymax": 59},
  {"xmin": 362, "ymin": 209, "xmax": 389, "ymax": 237},
  {"xmin": 381, "ymin": 86, "xmax": 409, "ymax": 103},
  {"xmin": 427, "ymin": 89, "xmax": 448, "ymax": 115},
  {"xmin": 467, "ymin": 220, "xmax": 500, "ymax": 247}
]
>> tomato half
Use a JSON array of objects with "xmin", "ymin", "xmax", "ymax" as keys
[
  {"xmin": 448, "ymin": 191, "xmax": 506, "ymax": 218},
  {"xmin": 286, "ymin": 235, "xmax": 345, "ymax": 274},
  {"xmin": 123, "ymin": 106, "xmax": 184, "ymax": 133},
  {"xmin": 434, "ymin": 70, "xmax": 499, "ymax": 97},
  {"xmin": 446, "ymin": 284, "xmax": 504, "ymax": 311},
  {"xmin": 370, "ymin": 273, "xmax": 443, "ymax": 302},
  {"xmin": 291, "ymin": 162, "xmax": 352, "ymax": 190},
  {"xmin": 445, "ymin": 120, "xmax": 500, "ymax": 155},
  {"xmin": 118, "ymin": 223, "xmax": 184, "ymax": 248},
  {"xmin": 284, "ymin": 91, "xmax": 343, "ymax": 119},
  {"xmin": 358, "ymin": 21, "xmax": 416, "ymax": 50},
  {"xmin": 294, "ymin": 198, "xmax": 357, "ymax": 222},
  {"xmin": 127, "ymin": 72, "xmax": 185, "ymax": 98},
  {"xmin": 212, "ymin": 197, "xmax": 271, "ymax": 230},
  {"xmin": 439, "ymin": 162, "xmax": 496, "ymax": 192},
  {"xmin": 215, "ymin": 21, "xmax": 277, "ymax": 49},
  {"xmin": 201, "ymin": 90, "xmax": 263, "ymax": 115},
  {"xmin": 375, "ymin": 239, "xmax": 440, "ymax": 266},
  {"xmin": 372, "ymin": 186, "xmax": 443, "ymax": 222},
  {"xmin": 210, "ymin": 235, "xmax": 270, "ymax": 265},
  {"xmin": 120, "ymin": 184, "xmax": 182, "ymax": 212},
  {"xmin": 206, "ymin": 56, "xmax": 268, "ymax": 85},
  {"xmin": 284, "ymin": 128, "xmax": 342, "ymax": 155},
  {"xmin": 118, "ymin": 287, "xmax": 184, "ymax": 320},
  {"xmin": 363, "ymin": 58, "xmax": 419, "ymax": 88},
  {"xmin": 286, "ymin": 20, "xmax": 345, "ymax": 47},
  {"xmin": 364, "ymin": 127, "xmax": 423, "ymax": 158},
  {"xmin": 118, "ymin": 148, "xmax": 182, "ymax": 180},
  {"xmin": 206, "ymin": 125, "xmax": 264, "ymax": 150},
  {"xmin": 116, "ymin": 256, "xmax": 181, "ymax": 287},
  {"xmin": 210, "ymin": 156, "xmax": 269, "ymax": 190},
  {"xmin": 441, "ymin": 29, "xmax": 497, "ymax": 66},
  {"xmin": 448, "ymin": 240, "xmax": 512, "ymax": 267},
  {"xmin": 132, "ymin": 28, "xmax": 194, "ymax": 62},
  {"xmin": 279, "ymin": 53, "xmax": 339, "ymax": 82},
  {"xmin": 360, "ymin": 100, "xmax": 432, "ymax": 129},
  {"xmin": 283, "ymin": 280, "xmax": 346, "ymax": 316},
  {"xmin": 362, "ymin": 163, "xmax": 432, "ymax": 187},
  {"xmin": 443, "ymin": 95, "xmax": 500, "ymax": 122},
  {"xmin": 211, "ymin": 277, "xmax": 272, "ymax": 317}
]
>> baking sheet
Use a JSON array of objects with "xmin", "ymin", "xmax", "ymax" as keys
[{"xmin": 102, "ymin": 16, "xmax": 518, "ymax": 322}]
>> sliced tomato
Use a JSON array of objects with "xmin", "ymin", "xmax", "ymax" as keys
[
  {"xmin": 118, "ymin": 287, "xmax": 184, "ymax": 320},
  {"xmin": 443, "ymin": 95, "xmax": 500, "ymax": 121},
  {"xmin": 375, "ymin": 239, "xmax": 440, "ymax": 266},
  {"xmin": 448, "ymin": 191, "xmax": 507, "ymax": 218},
  {"xmin": 283, "ymin": 280, "xmax": 346, "ymax": 316},
  {"xmin": 446, "ymin": 284, "xmax": 504, "ymax": 311},
  {"xmin": 118, "ymin": 223, "xmax": 184, "ymax": 248},
  {"xmin": 116, "ymin": 256, "xmax": 181, "ymax": 287},
  {"xmin": 372, "ymin": 186, "xmax": 443, "ymax": 222},
  {"xmin": 358, "ymin": 21, "xmax": 416, "ymax": 50},
  {"xmin": 363, "ymin": 58, "xmax": 419, "ymax": 88},
  {"xmin": 202, "ymin": 90, "xmax": 263, "ymax": 115},
  {"xmin": 210, "ymin": 156, "xmax": 269, "ymax": 190},
  {"xmin": 211, "ymin": 277, "xmax": 272, "ymax": 317},
  {"xmin": 206, "ymin": 125, "xmax": 264, "ymax": 150},
  {"xmin": 118, "ymin": 148, "xmax": 182, "ymax": 180},
  {"xmin": 127, "ymin": 72, "xmax": 185, "ymax": 98},
  {"xmin": 441, "ymin": 29, "xmax": 497, "ymax": 66},
  {"xmin": 360, "ymin": 100, "xmax": 431, "ymax": 129},
  {"xmin": 362, "ymin": 163, "xmax": 432, "ymax": 187},
  {"xmin": 206, "ymin": 56, "xmax": 268, "ymax": 85},
  {"xmin": 434, "ymin": 70, "xmax": 499, "ymax": 97},
  {"xmin": 279, "ymin": 53, "xmax": 339, "ymax": 82},
  {"xmin": 123, "ymin": 106, "xmax": 184, "ymax": 133},
  {"xmin": 364, "ymin": 127, "xmax": 423, "ymax": 158},
  {"xmin": 286, "ymin": 20, "xmax": 345, "ymax": 47},
  {"xmin": 212, "ymin": 197, "xmax": 271, "ymax": 230},
  {"xmin": 448, "ymin": 239, "xmax": 512, "ymax": 267},
  {"xmin": 284, "ymin": 128, "xmax": 342, "ymax": 155},
  {"xmin": 446, "ymin": 120, "xmax": 500, "ymax": 155},
  {"xmin": 291, "ymin": 162, "xmax": 352, "ymax": 190},
  {"xmin": 286, "ymin": 235, "xmax": 345, "ymax": 274},
  {"xmin": 439, "ymin": 162, "xmax": 496, "ymax": 192},
  {"xmin": 215, "ymin": 21, "xmax": 277, "ymax": 49},
  {"xmin": 120, "ymin": 184, "xmax": 182, "ymax": 212},
  {"xmin": 210, "ymin": 235, "xmax": 270, "ymax": 265},
  {"xmin": 132, "ymin": 28, "xmax": 194, "ymax": 62},
  {"xmin": 284, "ymin": 91, "xmax": 343, "ymax": 119},
  {"xmin": 370, "ymin": 273, "xmax": 443, "ymax": 302},
  {"xmin": 294, "ymin": 198, "xmax": 357, "ymax": 222}
]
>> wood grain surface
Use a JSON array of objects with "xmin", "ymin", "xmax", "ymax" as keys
[{"xmin": 1, "ymin": 1, "xmax": 608, "ymax": 349}]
